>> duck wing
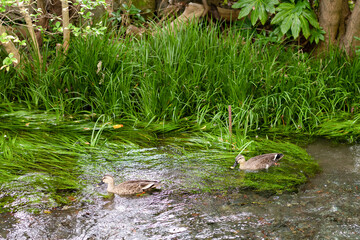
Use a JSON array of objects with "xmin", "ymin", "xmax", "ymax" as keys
[
  {"xmin": 133, "ymin": 180, "xmax": 161, "ymax": 190},
  {"xmin": 117, "ymin": 180, "xmax": 161, "ymax": 194},
  {"xmin": 243, "ymin": 153, "xmax": 284, "ymax": 170},
  {"xmin": 248, "ymin": 153, "xmax": 283, "ymax": 162}
]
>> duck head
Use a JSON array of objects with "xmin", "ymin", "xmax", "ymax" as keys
[
  {"xmin": 98, "ymin": 175, "xmax": 115, "ymax": 186},
  {"xmin": 230, "ymin": 154, "xmax": 246, "ymax": 169},
  {"xmin": 273, "ymin": 153, "xmax": 284, "ymax": 162}
]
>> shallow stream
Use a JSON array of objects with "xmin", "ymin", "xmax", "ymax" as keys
[{"xmin": 1, "ymin": 139, "xmax": 359, "ymax": 239}]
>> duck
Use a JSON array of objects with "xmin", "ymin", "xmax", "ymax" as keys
[
  {"xmin": 230, "ymin": 153, "xmax": 284, "ymax": 171},
  {"xmin": 98, "ymin": 175, "xmax": 161, "ymax": 195}
]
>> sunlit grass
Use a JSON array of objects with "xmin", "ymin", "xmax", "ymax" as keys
[
  {"xmin": 1, "ymin": 23, "xmax": 359, "ymax": 159},
  {"xmin": 0, "ymin": 22, "xmax": 359, "ymax": 212},
  {"xmin": 2, "ymin": 23, "xmax": 359, "ymax": 137},
  {"xmin": 0, "ymin": 105, "xmax": 322, "ymax": 212}
]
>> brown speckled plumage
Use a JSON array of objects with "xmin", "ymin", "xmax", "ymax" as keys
[
  {"xmin": 100, "ymin": 175, "xmax": 161, "ymax": 195},
  {"xmin": 231, "ymin": 153, "xmax": 284, "ymax": 171}
]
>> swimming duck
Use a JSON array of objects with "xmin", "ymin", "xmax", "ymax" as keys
[
  {"xmin": 230, "ymin": 153, "xmax": 284, "ymax": 171},
  {"xmin": 98, "ymin": 175, "xmax": 161, "ymax": 195}
]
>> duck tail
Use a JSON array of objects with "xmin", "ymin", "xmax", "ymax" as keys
[
  {"xmin": 142, "ymin": 181, "xmax": 161, "ymax": 190},
  {"xmin": 275, "ymin": 153, "xmax": 284, "ymax": 161}
]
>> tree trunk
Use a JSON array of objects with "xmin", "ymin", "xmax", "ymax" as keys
[
  {"xmin": 37, "ymin": 0, "xmax": 48, "ymax": 29},
  {"xmin": 201, "ymin": 0, "xmax": 210, "ymax": 17},
  {"xmin": 317, "ymin": 0, "xmax": 360, "ymax": 56},
  {"xmin": 0, "ymin": 21, "xmax": 21, "ymax": 67},
  {"xmin": 161, "ymin": 3, "xmax": 205, "ymax": 33},
  {"xmin": 16, "ymin": 0, "xmax": 42, "ymax": 66},
  {"xmin": 338, "ymin": 0, "xmax": 350, "ymax": 38},
  {"xmin": 105, "ymin": 0, "xmax": 113, "ymax": 14},
  {"xmin": 317, "ymin": 0, "xmax": 342, "ymax": 51},
  {"xmin": 340, "ymin": 1, "xmax": 360, "ymax": 56},
  {"xmin": 61, "ymin": 0, "xmax": 70, "ymax": 52}
]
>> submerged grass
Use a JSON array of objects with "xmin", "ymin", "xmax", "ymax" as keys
[
  {"xmin": 1, "ymin": 22, "xmax": 358, "ymax": 211},
  {"xmin": 183, "ymin": 138, "xmax": 319, "ymax": 194},
  {"xmin": 0, "ymin": 106, "xmax": 319, "ymax": 212}
]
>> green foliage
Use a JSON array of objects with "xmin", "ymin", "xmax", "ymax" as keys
[
  {"xmin": 232, "ymin": 0, "xmax": 279, "ymax": 25},
  {"xmin": 52, "ymin": 21, "xmax": 63, "ymax": 33},
  {"xmin": 110, "ymin": 4, "xmax": 145, "ymax": 25},
  {"xmin": 123, "ymin": 3, "xmax": 145, "ymax": 22},
  {"xmin": 110, "ymin": 10, "xmax": 123, "ymax": 24},
  {"xmin": 1, "ymin": 0, "xmax": 109, "ymax": 71},
  {"xmin": 0, "ymin": 105, "xmax": 320, "ymax": 212},
  {"xmin": 1, "ymin": 53, "xmax": 17, "ymax": 71},
  {"xmin": 0, "ymin": 125, "xmax": 85, "ymax": 211},
  {"xmin": 271, "ymin": 1, "xmax": 319, "ymax": 39},
  {"xmin": 0, "ymin": 32, "xmax": 25, "ymax": 71},
  {"xmin": 233, "ymin": 0, "xmax": 324, "ymax": 41},
  {"xmin": 90, "ymin": 115, "xmax": 109, "ymax": 147},
  {"xmin": 309, "ymin": 27, "xmax": 325, "ymax": 44},
  {"xmin": 180, "ymin": 138, "xmax": 319, "ymax": 194},
  {"xmin": 314, "ymin": 113, "xmax": 360, "ymax": 142},
  {"xmin": 0, "ymin": 0, "xmax": 16, "ymax": 12},
  {"xmin": 0, "ymin": 24, "xmax": 357, "ymax": 142},
  {"xmin": 355, "ymin": 36, "xmax": 360, "ymax": 55},
  {"xmin": 1, "ymin": 24, "xmax": 360, "ymax": 212},
  {"xmin": 1, "ymin": 24, "xmax": 360, "ymax": 138},
  {"xmin": 0, "ymin": 32, "xmax": 8, "ymax": 43},
  {"xmin": 72, "ymin": 0, "xmax": 107, "ymax": 20}
]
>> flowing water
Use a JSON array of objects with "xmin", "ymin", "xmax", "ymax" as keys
[{"xmin": 1, "ymin": 139, "xmax": 360, "ymax": 239}]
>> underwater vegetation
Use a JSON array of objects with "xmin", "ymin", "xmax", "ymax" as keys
[
  {"xmin": 1, "ymin": 24, "xmax": 359, "ymax": 212},
  {"xmin": 0, "ymin": 106, "xmax": 320, "ymax": 212}
]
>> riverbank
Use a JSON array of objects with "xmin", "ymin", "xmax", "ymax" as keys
[
  {"xmin": 1, "ymin": 24, "xmax": 359, "ymax": 136},
  {"xmin": 0, "ymin": 24, "xmax": 359, "ymax": 212}
]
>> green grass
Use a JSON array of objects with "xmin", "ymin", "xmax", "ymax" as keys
[
  {"xmin": 0, "ymin": 105, "xmax": 320, "ymax": 212},
  {"xmin": 0, "ymin": 22, "xmax": 359, "ymax": 212},
  {"xmin": 1, "ymin": 23, "xmax": 359, "ymax": 139}
]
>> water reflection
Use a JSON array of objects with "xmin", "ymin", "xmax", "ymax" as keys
[
  {"xmin": 351, "ymin": 145, "xmax": 360, "ymax": 172},
  {"xmin": 1, "ymin": 139, "xmax": 360, "ymax": 239}
]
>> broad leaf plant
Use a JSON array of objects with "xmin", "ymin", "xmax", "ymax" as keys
[{"xmin": 232, "ymin": 0, "xmax": 324, "ymax": 43}]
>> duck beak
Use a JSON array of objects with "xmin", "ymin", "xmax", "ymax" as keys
[
  {"xmin": 96, "ymin": 181, "xmax": 105, "ymax": 187},
  {"xmin": 230, "ymin": 160, "xmax": 239, "ymax": 169}
]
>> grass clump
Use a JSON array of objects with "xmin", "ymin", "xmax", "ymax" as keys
[
  {"xmin": 0, "ymin": 22, "xmax": 356, "ymax": 211},
  {"xmin": 189, "ymin": 138, "xmax": 319, "ymax": 194},
  {"xmin": 0, "ymin": 106, "xmax": 320, "ymax": 212},
  {"xmin": 1, "ymin": 23, "xmax": 359, "ymax": 139}
]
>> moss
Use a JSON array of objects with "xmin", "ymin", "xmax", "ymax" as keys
[
  {"xmin": 0, "ymin": 195, "xmax": 16, "ymax": 213},
  {"xmin": 0, "ymin": 172, "xmax": 79, "ymax": 213},
  {"xmin": 189, "ymin": 138, "xmax": 320, "ymax": 194},
  {"xmin": 0, "ymin": 108, "xmax": 319, "ymax": 212}
]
